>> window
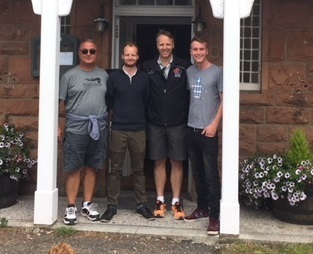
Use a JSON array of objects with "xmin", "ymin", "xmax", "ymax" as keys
[
  {"xmin": 61, "ymin": 15, "xmax": 71, "ymax": 34},
  {"xmin": 240, "ymin": 0, "xmax": 261, "ymax": 91},
  {"xmin": 118, "ymin": 0, "xmax": 192, "ymax": 6}
]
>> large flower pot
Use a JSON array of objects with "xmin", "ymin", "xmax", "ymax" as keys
[
  {"xmin": 272, "ymin": 187, "xmax": 313, "ymax": 225},
  {"xmin": 0, "ymin": 174, "xmax": 19, "ymax": 209}
]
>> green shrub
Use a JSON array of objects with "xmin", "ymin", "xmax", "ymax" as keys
[{"xmin": 285, "ymin": 129, "xmax": 313, "ymax": 167}]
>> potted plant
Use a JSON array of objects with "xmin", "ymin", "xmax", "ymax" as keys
[
  {"xmin": 239, "ymin": 129, "xmax": 313, "ymax": 225},
  {"xmin": 0, "ymin": 116, "xmax": 37, "ymax": 208}
]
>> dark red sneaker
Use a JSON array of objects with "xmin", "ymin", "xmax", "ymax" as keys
[
  {"xmin": 207, "ymin": 217, "xmax": 220, "ymax": 235},
  {"xmin": 184, "ymin": 208, "xmax": 209, "ymax": 222}
]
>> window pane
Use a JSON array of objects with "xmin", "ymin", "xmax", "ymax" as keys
[
  {"xmin": 244, "ymin": 27, "xmax": 251, "ymax": 37},
  {"xmin": 244, "ymin": 62, "xmax": 250, "ymax": 71},
  {"xmin": 251, "ymin": 73, "xmax": 259, "ymax": 83},
  {"xmin": 252, "ymin": 17, "xmax": 259, "ymax": 26},
  {"xmin": 252, "ymin": 62, "xmax": 258, "ymax": 72},
  {"xmin": 244, "ymin": 50, "xmax": 251, "ymax": 59},
  {"xmin": 139, "ymin": 0, "xmax": 155, "ymax": 4},
  {"xmin": 175, "ymin": 0, "xmax": 192, "ymax": 5},
  {"xmin": 252, "ymin": 50, "xmax": 259, "ymax": 59},
  {"xmin": 253, "ymin": 28, "xmax": 259, "ymax": 37},
  {"xmin": 252, "ymin": 39, "xmax": 259, "ymax": 49},
  {"xmin": 252, "ymin": 2, "xmax": 260, "ymax": 15},
  {"xmin": 119, "ymin": 0, "xmax": 136, "ymax": 5},
  {"xmin": 156, "ymin": 0, "xmax": 173, "ymax": 5},
  {"xmin": 243, "ymin": 73, "xmax": 250, "ymax": 83},
  {"xmin": 244, "ymin": 39, "xmax": 251, "ymax": 48}
]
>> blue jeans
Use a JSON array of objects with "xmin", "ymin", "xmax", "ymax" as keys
[{"xmin": 186, "ymin": 127, "xmax": 221, "ymax": 218}]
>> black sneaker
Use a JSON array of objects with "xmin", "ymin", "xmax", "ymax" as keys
[
  {"xmin": 136, "ymin": 204, "xmax": 155, "ymax": 221},
  {"xmin": 100, "ymin": 205, "xmax": 117, "ymax": 223},
  {"xmin": 63, "ymin": 205, "xmax": 77, "ymax": 225},
  {"xmin": 81, "ymin": 202, "xmax": 100, "ymax": 221}
]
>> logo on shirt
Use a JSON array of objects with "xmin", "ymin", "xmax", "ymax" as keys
[
  {"xmin": 173, "ymin": 68, "xmax": 182, "ymax": 78},
  {"xmin": 85, "ymin": 77, "xmax": 101, "ymax": 83},
  {"xmin": 191, "ymin": 77, "xmax": 206, "ymax": 99},
  {"xmin": 83, "ymin": 77, "xmax": 102, "ymax": 88}
]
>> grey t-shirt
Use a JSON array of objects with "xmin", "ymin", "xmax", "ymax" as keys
[
  {"xmin": 187, "ymin": 64, "xmax": 223, "ymax": 129},
  {"xmin": 59, "ymin": 66, "xmax": 108, "ymax": 135}
]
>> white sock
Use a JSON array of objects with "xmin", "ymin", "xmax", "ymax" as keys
[
  {"xmin": 172, "ymin": 198, "xmax": 179, "ymax": 206},
  {"xmin": 157, "ymin": 196, "xmax": 165, "ymax": 203}
]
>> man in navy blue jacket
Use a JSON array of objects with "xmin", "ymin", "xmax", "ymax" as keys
[
  {"xmin": 141, "ymin": 30, "xmax": 191, "ymax": 220},
  {"xmin": 100, "ymin": 42, "xmax": 154, "ymax": 222}
]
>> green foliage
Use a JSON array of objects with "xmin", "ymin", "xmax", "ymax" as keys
[
  {"xmin": 285, "ymin": 130, "xmax": 313, "ymax": 167},
  {"xmin": 55, "ymin": 226, "xmax": 77, "ymax": 237},
  {"xmin": 0, "ymin": 217, "xmax": 8, "ymax": 227}
]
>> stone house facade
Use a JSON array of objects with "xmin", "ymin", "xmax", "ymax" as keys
[{"xmin": 0, "ymin": 0, "xmax": 313, "ymax": 196}]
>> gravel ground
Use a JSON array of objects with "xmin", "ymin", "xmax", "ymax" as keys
[{"xmin": 0, "ymin": 227, "xmax": 219, "ymax": 254}]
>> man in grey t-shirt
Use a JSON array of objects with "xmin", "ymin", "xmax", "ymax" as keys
[
  {"xmin": 184, "ymin": 37, "xmax": 223, "ymax": 236},
  {"xmin": 58, "ymin": 39, "xmax": 108, "ymax": 225}
]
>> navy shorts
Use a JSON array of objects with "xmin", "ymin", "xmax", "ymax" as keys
[
  {"xmin": 147, "ymin": 123, "xmax": 187, "ymax": 161},
  {"xmin": 63, "ymin": 130, "xmax": 108, "ymax": 172}
]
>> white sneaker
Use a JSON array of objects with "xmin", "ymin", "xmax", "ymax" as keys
[
  {"xmin": 63, "ymin": 206, "xmax": 77, "ymax": 225},
  {"xmin": 81, "ymin": 202, "xmax": 100, "ymax": 221}
]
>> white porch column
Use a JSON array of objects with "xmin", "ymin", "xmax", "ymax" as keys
[
  {"xmin": 31, "ymin": 0, "xmax": 73, "ymax": 225},
  {"xmin": 209, "ymin": 0, "xmax": 254, "ymax": 235},
  {"xmin": 220, "ymin": 0, "xmax": 241, "ymax": 235}
]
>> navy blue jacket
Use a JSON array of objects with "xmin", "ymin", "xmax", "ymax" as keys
[
  {"xmin": 141, "ymin": 56, "xmax": 191, "ymax": 126},
  {"xmin": 106, "ymin": 68, "xmax": 150, "ymax": 131}
]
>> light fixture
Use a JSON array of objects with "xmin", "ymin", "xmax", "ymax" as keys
[
  {"xmin": 192, "ymin": 6, "xmax": 206, "ymax": 36},
  {"xmin": 93, "ymin": 5, "xmax": 109, "ymax": 33}
]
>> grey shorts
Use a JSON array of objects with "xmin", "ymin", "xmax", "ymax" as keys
[
  {"xmin": 63, "ymin": 130, "xmax": 108, "ymax": 172},
  {"xmin": 147, "ymin": 123, "xmax": 187, "ymax": 161}
]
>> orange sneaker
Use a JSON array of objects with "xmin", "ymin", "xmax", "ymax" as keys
[
  {"xmin": 171, "ymin": 202, "xmax": 185, "ymax": 220},
  {"xmin": 154, "ymin": 200, "xmax": 166, "ymax": 218}
]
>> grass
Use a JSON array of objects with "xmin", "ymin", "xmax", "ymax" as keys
[
  {"xmin": 54, "ymin": 226, "xmax": 77, "ymax": 237},
  {"xmin": 0, "ymin": 217, "xmax": 8, "ymax": 227},
  {"xmin": 218, "ymin": 241, "xmax": 313, "ymax": 254}
]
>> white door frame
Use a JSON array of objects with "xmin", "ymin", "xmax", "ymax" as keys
[{"xmin": 112, "ymin": 4, "xmax": 195, "ymax": 68}]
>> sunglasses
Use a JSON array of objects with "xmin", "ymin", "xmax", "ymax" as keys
[{"xmin": 80, "ymin": 49, "xmax": 97, "ymax": 55}]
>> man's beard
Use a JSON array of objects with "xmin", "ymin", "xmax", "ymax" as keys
[{"xmin": 124, "ymin": 62, "xmax": 136, "ymax": 68}]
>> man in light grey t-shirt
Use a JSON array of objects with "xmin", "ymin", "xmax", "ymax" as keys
[
  {"xmin": 184, "ymin": 37, "xmax": 223, "ymax": 236},
  {"xmin": 58, "ymin": 39, "xmax": 108, "ymax": 226}
]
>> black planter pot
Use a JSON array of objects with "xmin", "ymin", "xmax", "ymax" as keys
[
  {"xmin": 0, "ymin": 173, "xmax": 19, "ymax": 209},
  {"xmin": 272, "ymin": 187, "xmax": 313, "ymax": 225}
]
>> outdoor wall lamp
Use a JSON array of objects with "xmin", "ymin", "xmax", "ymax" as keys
[
  {"xmin": 192, "ymin": 7, "xmax": 206, "ymax": 36},
  {"xmin": 94, "ymin": 5, "xmax": 109, "ymax": 33}
]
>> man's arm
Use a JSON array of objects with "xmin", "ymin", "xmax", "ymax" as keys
[{"xmin": 58, "ymin": 99, "xmax": 66, "ymax": 143}]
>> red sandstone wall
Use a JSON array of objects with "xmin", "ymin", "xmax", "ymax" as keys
[{"xmin": 240, "ymin": 0, "xmax": 313, "ymax": 159}]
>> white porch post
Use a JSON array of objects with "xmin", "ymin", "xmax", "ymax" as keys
[
  {"xmin": 220, "ymin": 0, "xmax": 241, "ymax": 235},
  {"xmin": 31, "ymin": 0, "xmax": 73, "ymax": 225},
  {"xmin": 208, "ymin": 0, "xmax": 255, "ymax": 235},
  {"xmin": 33, "ymin": 0, "xmax": 60, "ymax": 225}
]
